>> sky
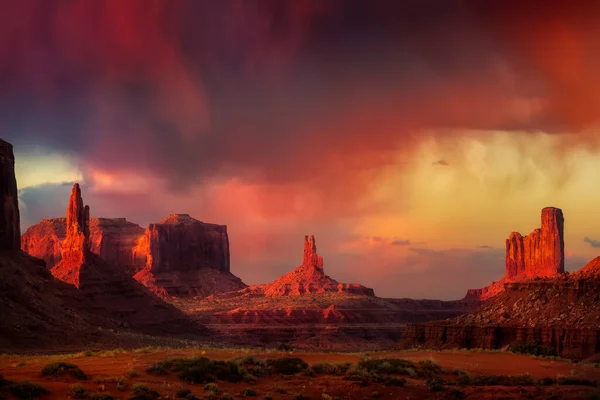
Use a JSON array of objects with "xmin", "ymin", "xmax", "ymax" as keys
[{"xmin": 6, "ymin": 0, "xmax": 600, "ymax": 299}]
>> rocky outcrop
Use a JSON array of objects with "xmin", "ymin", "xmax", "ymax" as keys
[
  {"xmin": 0, "ymin": 139, "xmax": 20, "ymax": 250},
  {"xmin": 505, "ymin": 207, "xmax": 564, "ymax": 279},
  {"xmin": 465, "ymin": 207, "xmax": 565, "ymax": 301},
  {"xmin": 22, "ymin": 218, "xmax": 145, "ymax": 272},
  {"xmin": 239, "ymin": 235, "xmax": 375, "ymax": 297},
  {"xmin": 132, "ymin": 214, "xmax": 245, "ymax": 297},
  {"xmin": 50, "ymin": 184, "xmax": 90, "ymax": 287},
  {"xmin": 404, "ymin": 256, "xmax": 600, "ymax": 359}
]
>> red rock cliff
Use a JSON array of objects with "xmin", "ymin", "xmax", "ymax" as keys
[
  {"xmin": 464, "ymin": 207, "xmax": 565, "ymax": 302},
  {"xmin": 0, "ymin": 139, "xmax": 20, "ymax": 250},
  {"xmin": 505, "ymin": 207, "xmax": 564, "ymax": 279},
  {"xmin": 303, "ymin": 235, "xmax": 324, "ymax": 269},
  {"xmin": 22, "ymin": 218, "xmax": 146, "ymax": 272},
  {"xmin": 138, "ymin": 214, "xmax": 230, "ymax": 274}
]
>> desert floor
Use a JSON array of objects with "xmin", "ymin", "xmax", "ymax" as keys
[{"xmin": 2, "ymin": 347, "xmax": 600, "ymax": 400}]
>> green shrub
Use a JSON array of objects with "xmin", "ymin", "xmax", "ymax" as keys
[
  {"xmin": 243, "ymin": 388, "xmax": 257, "ymax": 396},
  {"xmin": 204, "ymin": 383, "xmax": 220, "ymax": 394},
  {"xmin": 357, "ymin": 358, "xmax": 416, "ymax": 375},
  {"xmin": 467, "ymin": 374, "xmax": 537, "ymax": 386},
  {"xmin": 371, "ymin": 392, "xmax": 383, "ymax": 398},
  {"xmin": 511, "ymin": 342, "xmax": 558, "ymax": 357},
  {"xmin": 418, "ymin": 360, "xmax": 441, "ymax": 377},
  {"xmin": 557, "ymin": 376, "xmax": 597, "ymax": 386},
  {"xmin": 312, "ymin": 362, "xmax": 351, "ymax": 375},
  {"xmin": 9, "ymin": 381, "xmax": 50, "ymax": 399},
  {"xmin": 267, "ymin": 357, "xmax": 309, "ymax": 375},
  {"xmin": 222, "ymin": 393, "xmax": 234, "ymax": 400},
  {"xmin": 146, "ymin": 361, "xmax": 171, "ymax": 376},
  {"xmin": 427, "ymin": 376, "xmax": 445, "ymax": 392},
  {"xmin": 277, "ymin": 343, "xmax": 293, "ymax": 351},
  {"xmin": 41, "ymin": 362, "xmax": 88, "ymax": 380},
  {"xmin": 264, "ymin": 393, "xmax": 273, "ymax": 400},
  {"xmin": 294, "ymin": 394, "xmax": 304, "ymax": 400},
  {"xmin": 126, "ymin": 369, "xmax": 139, "ymax": 378},
  {"xmin": 176, "ymin": 388, "xmax": 191, "ymax": 398},
  {"xmin": 186, "ymin": 395, "xmax": 200, "ymax": 400},
  {"xmin": 130, "ymin": 382, "xmax": 159, "ymax": 400},
  {"xmin": 230, "ymin": 355, "xmax": 268, "ymax": 377},
  {"xmin": 447, "ymin": 389, "xmax": 465, "ymax": 400},
  {"xmin": 88, "ymin": 393, "xmax": 115, "ymax": 400},
  {"xmin": 67, "ymin": 383, "xmax": 89, "ymax": 399},
  {"xmin": 541, "ymin": 377, "xmax": 556, "ymax": 386}
]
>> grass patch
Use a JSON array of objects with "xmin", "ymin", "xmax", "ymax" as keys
[
  {"xmin": 557, "ymin": 376, "xmax": 597, "ymax": 386},
  {"xmin": 147, "ymin": 357, "xmax": 244, "ymax": 383},
  {"xmin": 41, "ymin": 362, "xmax": 88, "ymax": 380},
  {"xmin": 8, "ymin": 381, "xmax": 50, "ymax": 399},
  {"xmin": 511, "ymin": 342, "xmax": 558, "ymax": 357},
  {"xmin": 357, "ymin": 358, "xmax": 416, "ymax": 376},
  {"xmin": 277, "ymin": 343, "xmax": 293, "ymax": 352},
  {"xmin": 267, "ymin": 357, "xmax": 308, "ymax": 375},
  {"xmin": 131, "ymin": 383, "xmax": 159, "ymax": 400},
  {"xmin": 242, "ymin": 387, "xmax": 257, "ymax": 396},
  {"xmin": 460, "ymin": 374, "xmax": 539, "ymax": 386},
  {"xmin": 418, "ymin": 360, "xmax": 441, "ymax": 377},
  {"xmin": 67, "ymin": 383, "xmax": 89, "ymax": 399},
  {"xmin": 426, "ymin": 376, "xmax": 445, "ymax": 392},
  {"xmin": 204, "ymin": 383, "xmax": 220, "ymax": 394},
  {"xmin": 312, "ymin": 362, "xmax": 352, "ymax": 375}
]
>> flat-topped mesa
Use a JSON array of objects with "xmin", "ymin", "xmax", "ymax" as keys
[
  {"xmin": 505, "ymin": 207, "xmax": 564, "ymax": 279},
  {"xmin": 0, "ymin": 139, "xmax": 20, "ymax": 250},
  {"xmin": 303, "ymin": 235, "xmax": 324, "ymax": 269},
  {"xmin": 137, "ymin": 213, "xmax": 230, "ymax": 274}
]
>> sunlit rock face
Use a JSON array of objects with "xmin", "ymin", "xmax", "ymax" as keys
[
  {"xmin": 465, "ymin": 207, "xmax": 565, "ymax": 302},
  {"xmin": 0, "ymin": 139, "xmax": 20, "ymax": 250},
  {"xmin": 50, "ymin": 184, "xmax": 90, "ymax": 288},
  {"xmin": 241, "ymin": 235, "xmax": 375, "ymax": 297},
  {"xmin": 137, "ymin": 214, "xmax": 230, "ymax": 274},
  {"xmin": 22, "ymin": 217, "xmax": 144, "ymax": 273},
  {"xmin": 505, "ymin": 207, "xmax": 564, "ymax": 279}
]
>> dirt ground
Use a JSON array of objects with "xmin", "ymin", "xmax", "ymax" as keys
[{"xmin": 1, "ymin": 348, "xmax": 599, "ymax": 400}]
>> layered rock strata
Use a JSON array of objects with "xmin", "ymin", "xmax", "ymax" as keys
[{"xmin": 465, "ymin": 207, "xmax": 565, "ymax": 301}]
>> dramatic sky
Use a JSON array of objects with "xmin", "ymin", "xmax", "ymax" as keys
[{"xmin": 7, "ymin": 0, "xmax": 600, "ymax": 299}]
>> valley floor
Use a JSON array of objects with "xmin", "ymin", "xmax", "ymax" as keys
[{"xmin": 2, "ymin": 347, "xmax": 600, "ymax": 399}]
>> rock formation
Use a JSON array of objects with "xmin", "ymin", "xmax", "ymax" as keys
[
  {"xmin": 505, "ymin": 207, "xmax": 564, "ymax": 279},
  {"xmin": 465, "ymin": 207, "xmax": 565, "ymax": 301},
  {"xmin": 47, "ymin": 184, "xmax": 206, "ymax": 335},
  {"xmin": 0, "ymin": 139, "xmax": 20, "ymax": 250},
  {"xmin": 132, "ymin": 214, "xmax": 246, "ymax": 297},
  {"xmin": 240, "ymin": 235, "xmax": 375, "ymax": 297},
  {"xmin": 50, "ymin": 184, "xmax": 90, "ymax": 287},
  {"xmin": 23, "ymin": 218, "xmax": 145, "ymax": 272},
  {"xmin": 135, "ymin": 214, "xmax": 230, "ymax": 274},
  {"xmin": 303, "ymin": 235, "xmax": 323, "ymax": 269}
]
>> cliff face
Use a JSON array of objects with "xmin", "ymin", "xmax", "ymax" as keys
[
  {"xmin": 22, "ymin": 218, "xmax": 145, "ymax": 271},
  {"xmin": 0, "ymin": 139, "xmax": 20, "ymax": 250},
  {"xmin": 505, "ymin": 207, "xmax": 564, "ymax": 279},
  {"xmin": 89, "ymin": 218, "xmax": 145, "ymax": 274},
  {"xmin": 404, "ymin": 257, "xmax": 600, "ymax": 359},
  {"xmin": 132, "ymin": 214, "xmax": 245, "ymax": 297},
  {"xmin": 138, "ymin": 214, "xmax": 230, "ymax": 274},
  {"xmin": 241, "ymin": 235, "xmax": 375, "ymax": 297},
  {"xmin": 466, "ymin": 207, "xmax": 565, "ymax": 301}
]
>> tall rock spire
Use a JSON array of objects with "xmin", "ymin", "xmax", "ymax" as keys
[
  {"xmin": 303, "ymin": 235, "xmax": 324, "ymax": 269},
  {"xmin": 53, "ymin": 183, "xmax": 91, "ymax": 286},
  {"xmin": 0, "ymin": 139, "xmax": 20, "ymax": 250}
]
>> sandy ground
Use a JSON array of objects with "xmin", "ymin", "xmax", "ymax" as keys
[{"xmin": 1, "ymin": 348, "xmax": 600, "ymax": 399}]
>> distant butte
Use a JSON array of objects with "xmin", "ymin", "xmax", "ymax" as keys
[
  {"xmin": 464, "ymin": 207, "xmax": 565, "ymax": 302},
  {"xmin": 240, "ymin": 235, "xmax": 375, "ymax": 297}
]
